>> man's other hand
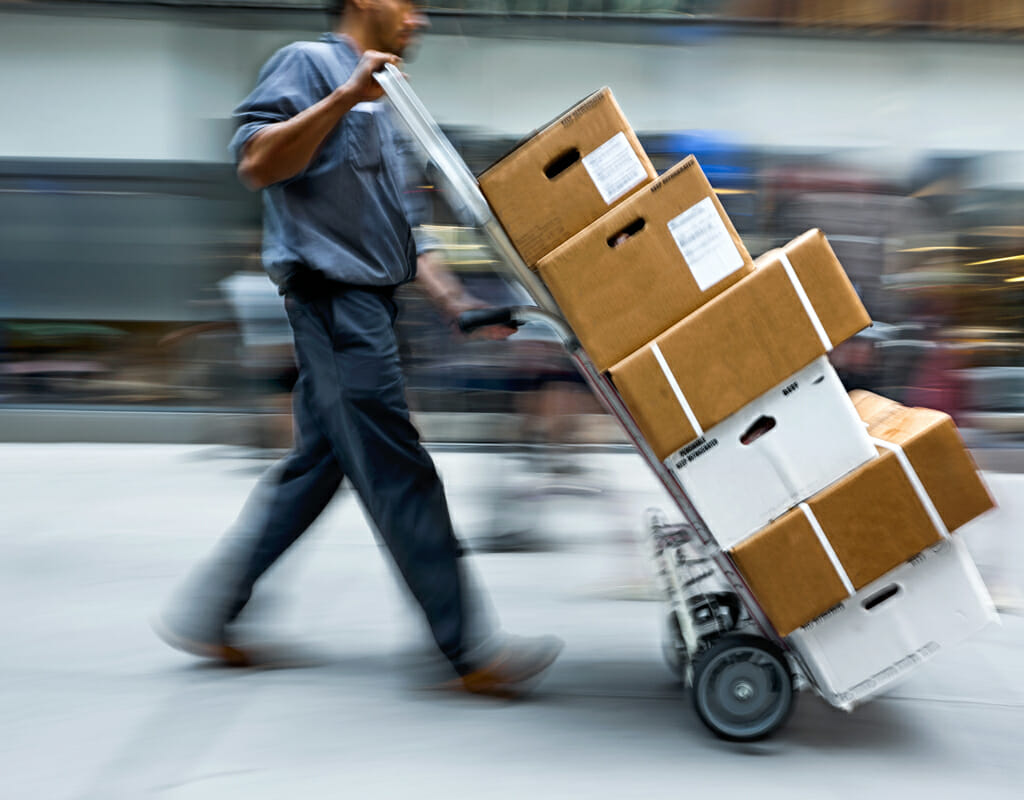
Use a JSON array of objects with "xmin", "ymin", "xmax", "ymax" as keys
[{"xmin": 445, "ymin": 295, "xmax": 518, "ymax": 341}]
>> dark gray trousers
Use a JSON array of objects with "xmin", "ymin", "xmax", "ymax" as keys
[{"xmin": 206, "ymin": 275, "xmax": 481, "ymax": 674}]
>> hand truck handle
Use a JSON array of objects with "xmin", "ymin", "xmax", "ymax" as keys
[
  {"xmin": 456, "ymin": 305, "xmax": 580, "ymax": 348},
  {"xmin": 456, "ymin": 307, "xmax": 519, "ymax": 334}
]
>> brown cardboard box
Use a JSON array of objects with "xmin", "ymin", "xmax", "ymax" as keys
[
  {"xmin": 851, "ymin": 391, "xmax": 995, "ymax": 531},
  {"xmin": 535, "ymin": 156, "xmax": 754, "ymax": 371},
  {"xmin": 732, "ymin": 451, "xmax": 946, "ymax": 636},
  {"xmin": 610, "ymin": 229, "xmax": 870, "ymax": 460},
  {"xmin": 478, "ymin": 89, "xmax": 656, "ymax": 267},
  {"xmin": 731, "ymin": 394, "xmax": 996, "ymax": 637}
]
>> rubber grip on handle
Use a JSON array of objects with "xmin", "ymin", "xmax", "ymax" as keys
[{"xmin": 456, "ymin": 307, "xmax": 518, "ymax": 334}]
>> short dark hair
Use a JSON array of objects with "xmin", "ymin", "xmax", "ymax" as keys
[{"xmin": 326, "ymin": 0, "xmax": 346, "ymax": 25}]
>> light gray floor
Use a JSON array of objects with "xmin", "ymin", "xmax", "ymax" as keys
[{"xmin": 2, "ymin": 444, "xmax": 1022, "ymax": 800}]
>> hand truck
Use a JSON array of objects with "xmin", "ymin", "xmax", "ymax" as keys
[{"xmin": 375, "ymin": 65, "xmax": 893, "ymax": 741}]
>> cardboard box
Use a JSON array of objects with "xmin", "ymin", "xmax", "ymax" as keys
[
  {"xmin": 732, "ymin": 450, "xmax": 947, "ymax": 636},
  {"xmin": 731, "ymin": 394, "xmax": 995, "ymax": 636},
  {"xmin": 670, "ymin": 358, "xmax": 876, "ymax": 551},
  {"xmin": 851, "ymin": 391, "xmax": 996, "ymax": 532},
  {"xmin": 536, "ymin": 156, "xmax": 754, "ymax": 371},
  {"xmin": 478, "ymin": 89, "xmax": 657, "ymax": 267},
  {"xmin": 788, "ymin": 537, "xmax": 997, "ymax": 710},
  {"xmin": 610, "ymin": 229, "xmax": 870, "ymax": 460}
]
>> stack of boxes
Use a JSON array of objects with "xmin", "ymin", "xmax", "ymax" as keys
[{"xmin": 479, "ymin": 89, "xmax": 999, "ymax": 704}]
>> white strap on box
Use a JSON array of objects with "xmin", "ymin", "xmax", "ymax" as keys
[
  {"xmin": 650, "ymin": 341, "xmax": 703, "ymax": 438},
  {"xmin": 777, "ymin": 252, "xmax": 833, "ymax": 352},
  {"xmin": 651, "ymin": 250, "xmax": 828, "ymax": 441},
  {"xmin": 799, "ymin": 502, "xmax": 856, "ymax": 596},
  {"xmin": 871, "ymin": 437, "xmax": 950, "ymax": 539}
]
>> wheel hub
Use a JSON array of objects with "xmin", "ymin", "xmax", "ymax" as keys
[{"xmin": 732, "ymin": 680, "xmax": 755, "ymax": 702}]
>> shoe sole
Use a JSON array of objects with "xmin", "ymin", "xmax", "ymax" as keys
[
  {"xmin": 152, "ymin": 617, "xmax": 251, "ymax": 667},
  {"xmin": 449, "ymin": 639, "xmax": 565, "ymax": 698}
]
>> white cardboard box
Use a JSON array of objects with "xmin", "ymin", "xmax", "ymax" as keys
[
  {"xmin": 788, "ymin": 535, "xmax": 998, "ymax": 710},
  {"xmin": 666, "ymin": 357, "xmax": 876, "ymax": 550}
]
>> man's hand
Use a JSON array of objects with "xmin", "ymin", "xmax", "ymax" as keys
[
  {"xmin": 415, "ymin": 251, "xmax": 516, "ymax": 341},
  {"xmin": 343, "ymin": 51, "xmax": 401, "ymax": 104},
  {"xmin": 444, "ymin": 294, "xmax": 517, "ymax": 341}
]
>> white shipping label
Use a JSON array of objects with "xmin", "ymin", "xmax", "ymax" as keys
[
  {"xmin": 581, "ymin": 132, "xmax": 647, "ymax": 205},
  {"xmin": 667, "ymin": 196, "xmax": 745, "ymax": 291}
]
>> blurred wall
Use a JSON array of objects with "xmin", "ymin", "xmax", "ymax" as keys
[{"xmin": 2, "ymin": 9, "xmax": 1024, "ymax": 165}]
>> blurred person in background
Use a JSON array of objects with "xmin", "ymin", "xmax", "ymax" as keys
[
  {"xmin": 829, "ymin": 334, "xmax": 883, "ymax": 394},
  {"xmin": 902, "ymin": 293, "xmax": 965, "ymax": 420},
  {"xmin": 473, "ymin": 332, "xmax": 603, "ymax": 554},
  {"xmin": 157, "ymin": 0, "xmax": 562, "ymax": 695},
  {"xmin": 219, "ymin": 267, "xmax": 299, "ymax": 452}
]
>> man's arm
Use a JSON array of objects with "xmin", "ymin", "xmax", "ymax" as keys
[
  {"xmin": 238, "ymin": 50, "xmax": 400, "ymax": 191},
  {"xmin": 415, "ymin": 251, "xmax": 515, "ymax": 340}
]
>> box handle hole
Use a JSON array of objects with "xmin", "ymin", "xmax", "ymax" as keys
[
  {"xmin": 739, "ymin": 415, "xmax": 776, "ymax": 445},
  {"xmin": 863, "ymin": 584, "xmax": 900, "ymax": 611},
  {"xmin": 607, "ymin": 218, "xmax": 646, "ymax": 248},
  {"xmin": 544, "ymin": 148, "xmax": 581, "ymax": 180}
]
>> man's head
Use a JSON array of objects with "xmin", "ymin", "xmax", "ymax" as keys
[{"xmin": 331, "ymin": 0, "xmax": 427, "ymax": 59}]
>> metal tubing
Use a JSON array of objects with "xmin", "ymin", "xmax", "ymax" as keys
[{"xmin": 376, "ymin": 65, "xmax": 560, "ymax": 315}]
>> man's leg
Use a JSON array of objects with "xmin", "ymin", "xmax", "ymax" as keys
[
  {"xmin": 285, "ymin": 286, "xmax": 480, "ymax": 671},
  {"xmin": 158, "ymin": 364, "xmax": 346, "ymax": 658},
  {"xmin": 287, "ymin": 285, "xmax": 562, "ymax": 690}
]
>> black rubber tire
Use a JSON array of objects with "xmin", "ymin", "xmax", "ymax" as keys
[{"xmin": 691, "ymin": 633, "xmax": 794, "ymax": 742}]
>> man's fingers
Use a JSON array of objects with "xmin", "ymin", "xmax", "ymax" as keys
[
  {"xmin": 365, "ymin": 51, "xmax": 401, "ymax": 71},
  {"xmin": 476, "ymin": 325, "xmax": 517, "ymax": 341}
]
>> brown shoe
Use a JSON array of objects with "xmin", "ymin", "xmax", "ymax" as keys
[
  {"xmin": 153, "ymin": 614, "xmax": 251, "ymax": 667},
  {"xmin": 456, "ymin": 635, "xmax": 564, "ymax": 697}
]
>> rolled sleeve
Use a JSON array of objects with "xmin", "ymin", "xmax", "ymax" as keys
[
  {"xmin": 228, "ymin": 44, "xmax": 326, "ymax": 163},
  {"xmin": 229, "ymin": 119, "xmax": 273, "ymax": 163}
]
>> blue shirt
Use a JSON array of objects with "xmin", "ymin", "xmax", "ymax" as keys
[{"xmin": 230, "ymin": 34, "xmax": 435, "ymax": 289}]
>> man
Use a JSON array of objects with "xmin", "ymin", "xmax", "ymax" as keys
[{"xmin": 156, "ymin": 0, "xmax": 562, "ymax": 695}]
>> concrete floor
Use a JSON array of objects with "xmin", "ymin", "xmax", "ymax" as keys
[{"xmin": 2, "ymin": 443, "xmax": 1022, "ymax": 799}]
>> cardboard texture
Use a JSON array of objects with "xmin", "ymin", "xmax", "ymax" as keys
[
  {"xmin": 788, "ymin": 537, "xmax": 997, "ymax": 710},
  {"xmin": 811, "ymin": 451, "xmax": 945, "ymax": 585},
  {"xmin": 731, "ymin": 393, "xmax": 995, "ymax": 637},
  {"xmin": 610, "ymin": 229, "xmax": 870, "ymax": 460},
  {"xmin": 731, "ymin": 448, "xmax": 947, "ymax": 636},
  {"xmin": 535, "ymin": 156, "xmax": 753, "ymax": 371},
  {"xmin": 668, "ymin": 358, "xmax": 876, "ymax": 550},
  {"xmin": 478, "ymin": 89, "xmax": 656, "ymax": 267},
  {"xmin": 730, "ymin": 506, "xmax": 851, "ymax": 631},
  {"xmin": 851, "ymin": 390, "xmax": 996, "ymax": 531}
]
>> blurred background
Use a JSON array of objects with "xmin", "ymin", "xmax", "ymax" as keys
[
  {"xmin": 4, "ymin": 6, "xmax": 1024, "ymax": 792},
  {"xmin": 2, "ymin": 0, "xmax": 1024, "ymax": 458}
]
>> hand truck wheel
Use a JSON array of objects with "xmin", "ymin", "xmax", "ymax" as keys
[{"xmin": 691, "ymin": 633, "xmax": 794, "ymax": 742}]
